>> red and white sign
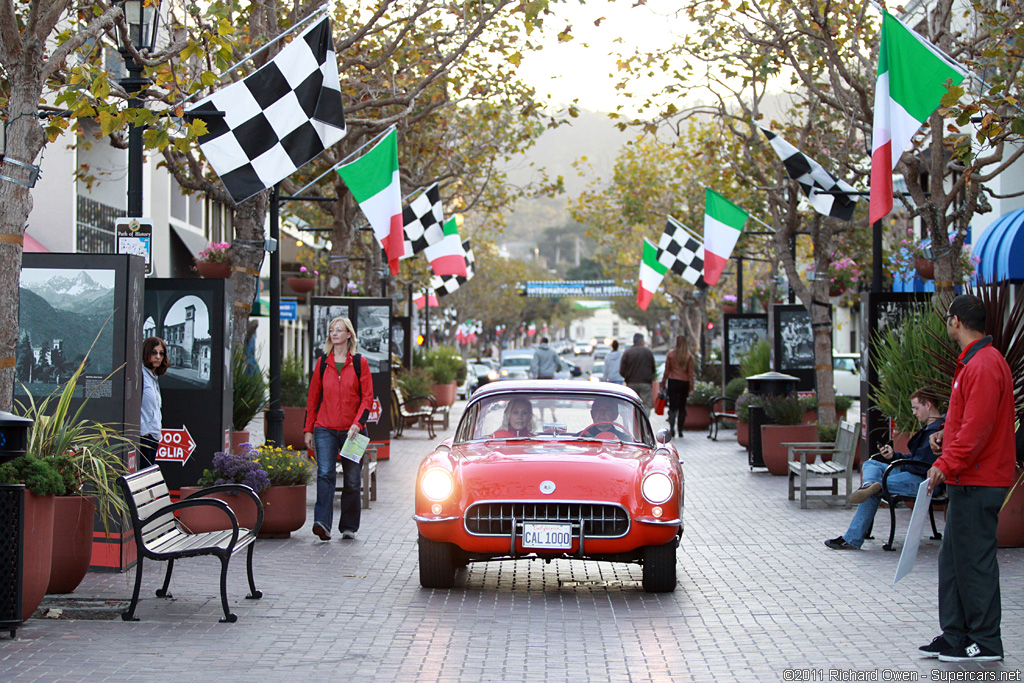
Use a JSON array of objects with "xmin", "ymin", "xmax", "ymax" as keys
[
  {"xmin": 156, "ymin": 427, "xmax": 196, "ymax": 465},
  {"xmin": 368, "ymin": 396, "xmax": 382, "ymax": 423}
]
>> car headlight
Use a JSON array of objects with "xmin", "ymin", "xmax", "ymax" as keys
[
  {"xmin": 642, "ymin": 472, "xmax": 674, "ymax": 504},
  {"xmin": 420, "ymin": 469, "xmax": 454, "ymax": 501},
  {"xmin": 487, "ymin": 370, "xmax": 498, "ymax": 380}
]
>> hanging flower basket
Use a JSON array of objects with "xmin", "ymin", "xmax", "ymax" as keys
[
  {"xmin": 197, "ymin": 262, "xmax": 231, "ymax": 279},
  {"xmin": 913, "ymin": 256, "xmax": 935, "ymax": 280},
  {"xmin": 287, "ymin": 277, "xmax": 316, "ymax": 293}
]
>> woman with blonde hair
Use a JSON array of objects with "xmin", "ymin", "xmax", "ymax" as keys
[
  {"xmin": 661, "ymin": 334, "xmax": 694, "ymax": 439},
  {"xmin": 492, "ymin": 397, "xmax": 536, "ymax": 438},
  {"xmin": 304, "ymin": 317, "xmax": 373, "ymax": 541}
]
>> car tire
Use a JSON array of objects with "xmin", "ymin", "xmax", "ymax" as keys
[
  {"xmin": 418, "ymin": 534, "xmax": 455, "ymax": 588},
  {"xmin": 641, "ymin": 541, "xmax": 677, "ymax": 593}
]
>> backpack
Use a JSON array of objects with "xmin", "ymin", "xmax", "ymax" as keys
[{"xmin": 313, "ymin": 353, "xmax": 363, "ymax": 415}]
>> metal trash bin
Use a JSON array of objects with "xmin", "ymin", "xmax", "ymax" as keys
[
  {"xmin": 745, "ymin": 372, "xmax": 799, "ymax": 468},
  {"xmin": 0, "ymin": 411, "xmax": 33, "ymax": 637}
]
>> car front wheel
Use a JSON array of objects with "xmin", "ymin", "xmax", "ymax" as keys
[
  {"xmin": 418, "ymin": 534, "xmax": 455, "ymax": 588},
  {"xmin": 641, "ymin": 542, "xmax": 677, "ymax": 593}
]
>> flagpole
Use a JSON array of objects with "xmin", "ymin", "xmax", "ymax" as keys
[
  {"xmin": 667, "ymin": 215, "xmax": 703, "ymax": 243},
  {"xmin": 291, "ymin": 125, "xmax": 397, "ymax": 196}
]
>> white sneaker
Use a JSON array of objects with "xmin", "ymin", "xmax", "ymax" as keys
[{"xmin": 340, "ymin": 530, "xmax": 356, "ymax": 540}]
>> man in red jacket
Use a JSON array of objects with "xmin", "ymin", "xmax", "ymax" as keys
[{"xmin": 919, "ymin": 295, "xmax": 1015, "ymax": 662}]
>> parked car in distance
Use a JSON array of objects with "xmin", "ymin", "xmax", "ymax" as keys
[
  {"xmin": 414, "ymin": 380, "xmax": 684, "ymax": 592},
  {"xmin": 459, "ymin": 362, "xmax": 499, "ymax": 399},
  {"xmin": 573, "ymin": 341, "xmax": 593, "ymax": 356},
  {"xmin": 498, "ymin": 350, "xmax": 534, "ymax": 381},
  {"xmin": 592, "ymin": 344, "xmax": 612, "ymax": 360},
  {"xmin": 589, "ymin": 361, "xmax": 605, "ymax": 382},
  {"xmin": 833, "ymin": 353, "xmax": 862, "ymax": 397}
]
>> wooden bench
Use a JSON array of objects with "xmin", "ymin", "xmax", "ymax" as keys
[
  {"xmin": 361, "ymin": 444, "xmax": 378, "ymax": 509},
  {"xmin": 785, "ymin": 420, "xmax": 861, "ymax": 509},
  {"xmin": 116, "ymin": 466, "xmax": 264, "ymax": 623},
  {"xmin": 707, "ymin": 396, "xmax": 737, "ymax": 441},
  {"xmin": 391, "ymin": 386, "xmax": 439, "ymax": 439}
]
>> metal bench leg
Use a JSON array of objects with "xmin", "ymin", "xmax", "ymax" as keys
[
  {"xmin": 929, "ymin": 507, "xmax": 943, "ymax": 540},
  {"xmin": 156, "ymin": 558, "xmax": 174, "ymax": 598},
  {"xmin": 883, "ymin": 503, "xmax": 897, "ymax": 551},
  {"xmin": 121, "ymin": 555, "xmax": 144, "ymax": 621},
  {"xmin": 244, "ymin": 543, "xmax": 262, "ymax": 600},
  {"xmin": 217, "ymin": 554, "xmax": 237, "ymax": 623}
]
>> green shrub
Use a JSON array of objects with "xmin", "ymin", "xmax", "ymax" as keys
[
  {"xmin": 279, "ymin": 354, "xmax": 308, "ymax": 408},
  {"xmin": 233, "ymin": 346, "xmax": 268, "ymax": 431},
  {"xmin": 725, "ymin": 376, "xmax": 747, "ymax": 399},
  {"xmin": 817, "ymin": 423, "xmax": 839, "ymax": 443},
  {"xmin": 835, "ymin": 395, "xmax": 854, "ymax": 413},
  {"xmin": 687, "ymin": 380, "xmax": 718, "ymax": 406},
  {"xmin": 735, "ymin": 392, "xmax": 762, "ymax": 422},
  {"xmin": 762, "ymin": 394, "xmax": 804, "ymax": 426},
  {"xmin": 426, "ymin": 345, "xmax": 464, "ymax": 384},
  {"xmin": 0, "ymin": 454, "xmax": 65, "ymax": 496},
  {"xmin": 397, "ymin": 367, "xmax": 434, "ymax": 398},
  {"xmin": 799, "ymin": 395, "xmax": 817, "ymax": 413},
  {"xmin": 738, "ymin": 339, "xmax": 770, "ymax": 379}
]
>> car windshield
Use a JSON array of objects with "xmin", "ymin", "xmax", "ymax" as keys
[
  {"xmin": 456, "ymin": 392, "xmax": 653, "ymax": 446},
  {"xmin": 502, "ymin": 357, "xmax": 532, "ymax": 367}
]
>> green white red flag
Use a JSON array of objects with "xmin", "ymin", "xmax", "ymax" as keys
[
  {"xmin": 637, "ymin": 238, "xmax": 668, "ymax": 310},
  {"xmin": 336, "ymin": 129, "xmax": 404, "ymax": 274},
  {"xmin": 425, "ymin": 218, "xmax": 468, "ymax": 277},
  {"xmin": 869, "ymin": 9, "xmax": 965, "ymax": 223},
  {"xmin": 702, "ymin": 188, "xmax": 748, "ymax": 286}
]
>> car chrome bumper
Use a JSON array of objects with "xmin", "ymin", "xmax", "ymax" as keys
[
  {"xmin": 413, "ymin": 514, "xmax": 462, "ymax": 523},
  {"xmin": 634, "ymin": 516, "xmax": 682, "ymax": 525}
]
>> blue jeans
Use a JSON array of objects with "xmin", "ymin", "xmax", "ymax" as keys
[
  {"xmin": 843, "ymin": 458, "xmax": 923, "ymax": 548},
  {"xmin": 313, "ymin": 427, "xmax": 362, "ymax": 533}
]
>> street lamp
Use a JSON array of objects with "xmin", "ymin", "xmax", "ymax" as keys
[{"xmin": 117, "ymin": 0, "xmax": 160, "ymax": 218}]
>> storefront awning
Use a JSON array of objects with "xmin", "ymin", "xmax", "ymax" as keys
[
  {"xmin": 974, "ymin": 206, "xmax": 1024, "ymax": 283},
  {"xmin": 170, "ymin": 223, "xmax": 210, "ymax": 260}
]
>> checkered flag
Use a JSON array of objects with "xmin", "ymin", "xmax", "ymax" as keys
[
  {"xmin": 657, "ymin": 219, "xmax": 705, "ymax": 285},
  {"xmin": 188, "ymin": 17, "xmax": 346, "ymax": 204},
  {"xmin": 401, "ymin": 184, "xmax": 445, "ymax": 258},
  {"xmin": 432, "ymin": 240, "xmax": 475, "ymax": 297},
  {"xmin": 760, "ymin": 127, "xmax": 857, "ymax": 221}
]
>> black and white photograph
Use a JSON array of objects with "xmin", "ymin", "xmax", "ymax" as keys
[
  {"xmin": 777, "ymin": 308, "xmax": 814, "ymax": 370},
  {"xmin": 17, "ymin": 267, "xmax": 117, "ymax": 395},
  {"xmin": 357, "ymin": 305, "xmax": 391, "ymax": 373},
  {"xmin": 144, "ymin": 294, "xmax": 213, "ymax": 388},
  {"xmin": 724, "ymin": 315, "xmax": 768, "ymax": 367}
]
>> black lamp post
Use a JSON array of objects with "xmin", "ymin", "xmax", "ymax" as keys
[{"xmin": 118, "ymin": 0, "xmax": 160, "ymax": 218}]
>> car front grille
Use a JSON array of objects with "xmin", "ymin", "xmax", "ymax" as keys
[{"xmin": 465, "ymin": 501, "xmax": 629, "ymax": 537}]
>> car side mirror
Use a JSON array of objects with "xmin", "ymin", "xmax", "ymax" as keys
[{"xmin": 656, "ymin": 428, "xmax": 671, "ymax": 444}]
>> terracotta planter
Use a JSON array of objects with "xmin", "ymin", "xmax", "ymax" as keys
[
  {"xmin": 196, "ymin": 261, "xmax": 231, "ymax": 279},
  {"xmin": 737, "ymin": 421, "xmax": 749, "ymax": 448},
  {"xmin": 913, "ymin": 257, "xmax": 935, "ymax": 280},
  {"xmin": 178, "ymin": 487, "xmax": 259, "ymax": 534},
  {"xmin": 683, "ymin": 404, "xmax": 711, "ymax": 430},
  {"xmin": 431, "ymin": 382, "xmax": 457, "ymax": 407},
  {"xmin": 997, "ymin": 466, "xmax": 1024, "ymax": 548},
  {"xmin": 722, "ymin": 304, "xmax": 738, "ymax": 315},
  {"xmin": 761, "ymin": 423, "xmax": 818, "ymax": 476},
  {"xmin": 257, "ymin": 485, "xmax": 308, "ymax": 539},
  {"xmin": 264, "ymin": 406, "xmax": 307, "ymax": 451},
  {"xmin": 22, "ymin": 491, "xmax": 55, "ymax": 620},
  {"xmin": 47, "ymin": 496, "xmax": 96, "ymax": 594},
  {"xmin": 231, "ymin": 430, "xmax": 251, "ymax": 453},
  {"xmin": 287, "ymin": 277, "xmax": 316, "ymax": 293}
]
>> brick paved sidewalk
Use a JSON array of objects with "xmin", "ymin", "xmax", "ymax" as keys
[{"xmin": 2, "ymin": 405, "xmax": 1021, "ymax": 682}]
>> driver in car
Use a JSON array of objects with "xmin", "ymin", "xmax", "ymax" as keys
[{"xmin": 579, "ymin": 398, "xmax": 630, "ymax": 440}]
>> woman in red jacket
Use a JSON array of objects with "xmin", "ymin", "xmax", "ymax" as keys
[{"xmin": 304, "ymin": 317, "xmax": 373, "ymax": 542}]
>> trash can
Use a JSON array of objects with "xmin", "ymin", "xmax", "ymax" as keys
[
  {"xmin": 0, "ymin": 411, "xmax": 32, "ymax": 637},
  {"xmin": 745, "ymin": 372, "xmax": 799, "ymax": 468}
]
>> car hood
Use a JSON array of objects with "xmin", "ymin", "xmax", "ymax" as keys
[{"xmin": 451, "ymin": 441, "xmax": 656, "ymax": 500}]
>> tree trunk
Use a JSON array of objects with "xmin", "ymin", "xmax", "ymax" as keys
[{"xmin": 228, "ymin": 193, "xmax": 269, "ymax": 349}]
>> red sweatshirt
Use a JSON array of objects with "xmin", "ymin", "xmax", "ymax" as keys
[
  {"xmin": 304, "ymin": 353, "xmax": 374, "ymax": 433},
  {"xmin": 934, "ymin": 336, "xmax": 1016, "ymax": 487}
]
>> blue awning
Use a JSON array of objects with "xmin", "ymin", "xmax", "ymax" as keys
[{"xmin": 974, "ymin": 206, "xmax": 1024, "ymax": 283}]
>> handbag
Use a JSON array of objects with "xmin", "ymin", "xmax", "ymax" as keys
[{"xmin": 654, "ymin": 388, "xmax": 667, "ymax": 416}]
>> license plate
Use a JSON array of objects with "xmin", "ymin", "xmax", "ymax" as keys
[{"xmin": 521, "ymin": 522, "xmax": 573, "ymax": 549}]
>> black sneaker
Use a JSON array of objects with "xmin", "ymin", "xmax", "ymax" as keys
[
  {"xmin": 824, "ymin": 536, "xmax": 858, "ymax": 550},
  {"xmin": 938, "ymin": 642, "xmax": 1003, "ymax": 662},
  {"xmin": 918, "ymin": 635, "xmax": 948, "ymax": 658},
  {"xmin": 312, "ymin": 522, "xmax": 331, "ymax": 541}
]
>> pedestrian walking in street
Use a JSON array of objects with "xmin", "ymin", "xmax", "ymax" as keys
[
  {"xmin": 919, "ymin": 294, "xmax": 1015, "ymax": 662},
  {"xmin": 529, "ymin": 337, "xmax": 564, "ymax": 379},
  {"xmin": 139, "ymin": 336, "xmax": 168, "ymax": 469},
  {"xmin": 824, "ymin": 388, "xmax": 944, "ymax": 550},
  {"xmin": 620, "ymin": 333, "xmax": 656, "ymax": 413},
  {"xmin": 304, "ymin": 317, "xmax": 374, "ymax": 542},
  {"xmin": 661, "ymin": 335, "xmax": 694, "ymax": 439},
  {"xmin": 603, "ymin": 340, "xmax": 624, "ymax": 384}
]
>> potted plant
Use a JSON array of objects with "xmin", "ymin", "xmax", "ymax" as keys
[
  {"xmin": 684, "ymin": 381, "xmax": 716, "ymax": 430},
  {"xmin": 233, "ymin": 345, "xmax": 268, "ymax": 451},
  {"xmin": 179, "ymin": 444, "xmax": 270, "ymax": 534},
  {"xmin": 265, "ymin": 354, "xmax": 308, "ymax": 451},
  {"xmin": 721, "ymin": 294, "xmax": 738, "ymax": 315},
  {"xmin": 287, "ymin": 247, "xmax": 325, "ymax": 294},
  {"xmin": 748, "ymin": 280, "xmax": 781, "ymax": 310},
  {"xmin": 253, "ymin": 443, "xmax": 313, "ymax": 538},
  {"xmin": 194, "ymin": 241, "xmax": 231, "ymax": 279},
  {"xmin": 760, "ymin": 394, "xmax": 817, "ymax": 475},
  {"xmin": 426, "ymin": 346, "xmax": 464, "ymax": 406},
  {"xmin": 0, "ymin": 454, "xmax": 63, "ymax": 620}
]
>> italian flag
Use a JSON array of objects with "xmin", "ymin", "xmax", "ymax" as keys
[
  {"xmin": 414, "ymin": 291, "xmax": 439, "ymax": 309},
  {"xmin": 337, "ymin": 128, "xmax": 405, "ymax": 274},
  {"xmin": 425, "ymin": 218, "xmax": 468, "ymax": 277},
  {"xmin": 637, "ymin": 238, "xmax": 668, "ymax": 311},
  {"xmin": 703, "ymin": 188, "xmax": 748, "ymax": 286},
  {"xmin": 869, "ymin": 10, "xmax": 965, "ymax": 224}
]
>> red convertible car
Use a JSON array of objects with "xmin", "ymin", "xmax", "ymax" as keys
[{"xmin": 414, "ymin": 380, "xmax": 684, "ymax": 592}]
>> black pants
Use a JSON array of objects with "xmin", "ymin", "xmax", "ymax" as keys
[
  {"xmin": 139, "ymin": 434, "xmax": 160, "ymax": 470},
  {"xmin": 939, "ymin": 484, "xmax": 1007, "ymax": 654},
  {"xmin": 666, "ymin": 379, "xmax": 690, "ymax": 432}
]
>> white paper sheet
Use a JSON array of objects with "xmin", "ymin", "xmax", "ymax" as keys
[{"xmin": 893, "ymin": 480, "xmax": 934, "ymax": 584}]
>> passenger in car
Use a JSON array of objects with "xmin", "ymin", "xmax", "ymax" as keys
[{"xmin": 492, "ymin": 398, "xmax": 536, "ymax": 438}]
